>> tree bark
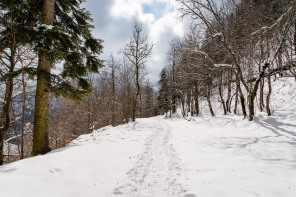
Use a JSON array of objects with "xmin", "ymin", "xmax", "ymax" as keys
[
  {"xmin": 110, "ymin": 58, "xmax": 116, "ymax": 126},
  {"xmin": 172, "ymin": 49, "xmax": 176, "ymax": 114},
  {"xmin": 0, "ymin": 80, "xmax": 13, "ymax": 165},
  {"xmin": 226, "ymin": 70, "xmax": 232, "ymax": 113},
  {"xmin": 20, "ymin": 55, "xmax": 26, "ymax": 160},
  {"xmin": 236, "ymin": 77, "xmax": 247, "ymax": 118},
  {"xmin": 248, "ymin": 63, "xmax": 269, "ymax": 121},
  {"xmin": 194, "ymin": 82, "xmax": 199, "ymax": 116},
  {"xmin": 218, "ymin": 77, "xmax": 227, "ymax": 115},
  {"xmin": 0, "ymin": 80, "xmax": 14, "ymax": 164},
  {"xmin": 181, "ymin": 95, "xmax": 185, "ymax": 117},
  {"xmin": 248, "ymin": 94, "xmax": 255, "ymax": 121},
  {"xmin": 187, "ymin": 90, "xmax": 191, "ymax": 115},
  {"xmin": 0, "ymin": 45, "xmax": 16, "ymax": 165},
  {"xmin": 259, "ymin": 78, "xmax": 264, "ymax": 112},
  {"xmin": 32, "ymin": 0, "xmax": 55, "ymax": 156},
  {"xmin": 266, "ymin": 73, "xmax": 272, "ymax": 116},
  {"xmin": 234, "ymin": 81, "xmax": 239, "ymax": 114},
  {"xmin": 207, "ymin": 83, "xmax": 214, "ymax": 116}
]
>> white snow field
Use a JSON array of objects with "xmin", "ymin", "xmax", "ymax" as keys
[{"xmin": 0, "ymin": 78, "xmax": 296, "ymax": 197}]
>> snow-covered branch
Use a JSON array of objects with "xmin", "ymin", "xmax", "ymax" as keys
[
  {"xmin": 183, "ymin": 48, "xmax": 214, "ymax": 65},
  {"xmin": 251, "ymin": 1, "xmax": 296, "ymax": 36}
]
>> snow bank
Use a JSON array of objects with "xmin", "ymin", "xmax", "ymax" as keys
[
  {"xmin": 170, "ymin": 113, "xmax": 296, "ymax": 197},
  {"xmin": 0, "ymin": 121, "xmax": 154, "ymax": 197}
]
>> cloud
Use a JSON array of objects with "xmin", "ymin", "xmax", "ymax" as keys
[{"xmin": 83, "ymin": 0, "xmax": 185, "ymax": 85}]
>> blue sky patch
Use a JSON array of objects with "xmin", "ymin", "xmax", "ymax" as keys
[{"xmin": 142, "ymin": 2, "xmax": 166, "ymax": 20}]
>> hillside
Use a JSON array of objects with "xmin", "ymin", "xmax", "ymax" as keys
[{"xmin": 0, "ymin": 79, "xmax": 296, "ymax": 197}]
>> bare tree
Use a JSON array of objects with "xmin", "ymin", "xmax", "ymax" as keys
[
  {"xmin": 123, "ymin": 22, "xmax": 154, "ymax": 121},
  {"xmin": 176, "ymin": 0, "xmax": 296, "ymax": 120},
  {"xmin": 107, "ymin": 54, "xmax": 120, "ymax": 126}
]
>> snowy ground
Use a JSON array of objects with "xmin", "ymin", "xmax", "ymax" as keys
[
  {"xmin": 1, "ymin": 113, "xmax": 296, "ymax": 197},
  {"xmin": 0, "ymin": 78, "xmax": 296, "ymax": 197}
]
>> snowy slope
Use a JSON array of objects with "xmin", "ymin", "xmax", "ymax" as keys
[{"xmin": 0, "ymin": 79, "xmax": 296, "ymax": 197}]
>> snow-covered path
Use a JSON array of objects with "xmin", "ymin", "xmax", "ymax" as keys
[{"xmin": 113, "ymin": 119, "xmax": 194, "ymax": 197}]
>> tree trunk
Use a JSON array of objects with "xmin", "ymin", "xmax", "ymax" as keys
[
  {"xmin": 236, "ymin": 78, "xmax": 246, "ymax": 119},
  {"xmin": 266, "ymin": 73, "xmax": 272, "ymax": 116},
  {"xmin": 187, "ymin": 90, "xmax": 191, "ymax": 115},
  {"xmin": 239, "ymin": 91, "xmax": 247, "ymax": 119},
  {"xmin": 132, "ymin": 95, "xmax": 137, "ymax": 122},
  {"xmin": 259, "ymin": 78, "xmax": 264, "ymax": 112},
  {"xmin": 32, "ymin": 0, "xmax": 55, "ymax": 156},
  {"xmin": 294, "ymin": 17, "xmax": 296, "ymax": 58},
  {"xmin": 181, "ymin": 95, "xmax": 185, "ymax": 117},
  {"xmin": 190, "ymin": 94, "xmax": 194, "ymax": 116},
  {"xmin": 20, "ymin": 55, "xmax": 26, "ymax": 160},
  {"xmin": 172, "ymin": 90, "xmax": 176, "ymax": 114},
  {"xmin": 207, "ymin": 84, "xmax": 214, "ymax": 116},
  {"xmin": 248, "ymin": 94, "xmax": 255, "ymax": 121},
  {"xmin": 226, "ymin": 70, "xmax": 232, "ymax": 113},
  {"xmin": 0, "ymin": 134, "xmax": 3, "ymax": 165},
  {"xmin": 132, "ymin": 64, "xmax": 141, "ymax": 122},
  {"xmin": 112, "ymin": 63, "xmax": 116, "ymax": 125},
  {"xmin": 111, "ymin": 91, "xmax": 115, "ymax": 126},
  {"xmin": 194, "ymin": 82, "xmax": 199, "ymax": 116},
  {"xmin": 0, "ymin": 80, "xmax": 14, "ymax": 165},
  {"xmin": 172, "ymin": 50, "xmax": 176, "ymax": 114},
  {"xmin": 248, "ymin": 63, "xmax": 269, "ymax": 121},
  {"xmin": 234, "ymin": 81, "xmax": 239, "ymax": 114},
  {"xmin": 0, "ymin": 45, "xmax": 15, "ymax": 165},
  {"xmin": 218, "ymin": 77, "xmax": 227, "ymax": 115}
]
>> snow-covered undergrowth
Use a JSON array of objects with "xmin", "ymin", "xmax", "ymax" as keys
[
  {"xmin": 3, "ymin": 142, "xmax": 19, "ymax": 156},
  {"xmin": 0, "ymin": 78, "xmax": 296, "ymax": 197}
]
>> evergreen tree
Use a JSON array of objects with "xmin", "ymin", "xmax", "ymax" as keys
[
  {"xmin": 158, "ymin": 68, "xmax": 170, "ymax": 115},
  {"xmin": 0, "ymin": 0, "xmax": 35, "ymax": 165},
  {"xmin": 29, "ymin": 0, "xmax": 104, "ymax": 155}
]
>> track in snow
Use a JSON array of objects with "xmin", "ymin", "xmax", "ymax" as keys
[{"xmin": 113, "ymin": 119, "xmax": 196, "ymax": 197}]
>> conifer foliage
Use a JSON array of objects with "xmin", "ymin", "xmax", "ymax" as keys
[
  {"xmin": 0, "ymin": 0, "xmax": 37, "ymax": 164},
  {"xmin": 0, "ymin": 0, "xmax": 104, "ymax": 158},
  {"xmin": 158, "ymin": 68, "xmax": 170, "ymax": 115},
  {"xmin": 31, "ymin": 0, "xmax": 103, "ymax": 155}
]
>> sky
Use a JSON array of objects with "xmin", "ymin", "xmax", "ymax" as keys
[{"xmin": 83, "ymin": 0, "xmax": 186, "ymax": 85}]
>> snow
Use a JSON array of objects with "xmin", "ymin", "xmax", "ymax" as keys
[
  {"xmin": 213, "ymin": 63, "xmax": 232, "ymax": 69},
  {"xmin": 40, "ymin": 24, "xmax": 54, "ymax": 30},
  {"xmin": 212, "ymin": 32, "xmax": 222, "ymax": 38},
  {"xmin": 1, "ymin": 78, "xmax": 296, "ymax": 197}
]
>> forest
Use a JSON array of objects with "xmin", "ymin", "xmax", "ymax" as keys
[
  {"xmin": 159, "ymin": 0, "xmax": 296, "ymax": 120},
  {"xmin": 1, "ymin": 0, "xmax": 296, "ymax": 166}
]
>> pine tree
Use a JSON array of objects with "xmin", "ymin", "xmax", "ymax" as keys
[
  {"xmin": 158, "ymin": 68, "xmax": 170, "ymax": 115},
  {"xmin": 30, "ymin": 0, "xmax": 104, "ymax": 155}
]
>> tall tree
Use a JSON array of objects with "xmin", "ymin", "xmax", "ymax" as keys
[
  {"xmin": 123, "ymin": 22, "xmax": 153, "ymax": 121},
  {"xmin": 158, "ymin": 68, "xmax": 170, "ymax": 115},
  {"xmin": 107, "ymin": 54, "xmax": 119, "ymax": 126},
  {"xmin": 32, "ymin": 0, "xmax": 55, "ymax": 156},
  {"xmin": 32, "ymin": 0, "xmax": 103, "ymax": 155},
  {"xmin": 0, "ymin": 0, "xmax": 34, "ymax": 165}
]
